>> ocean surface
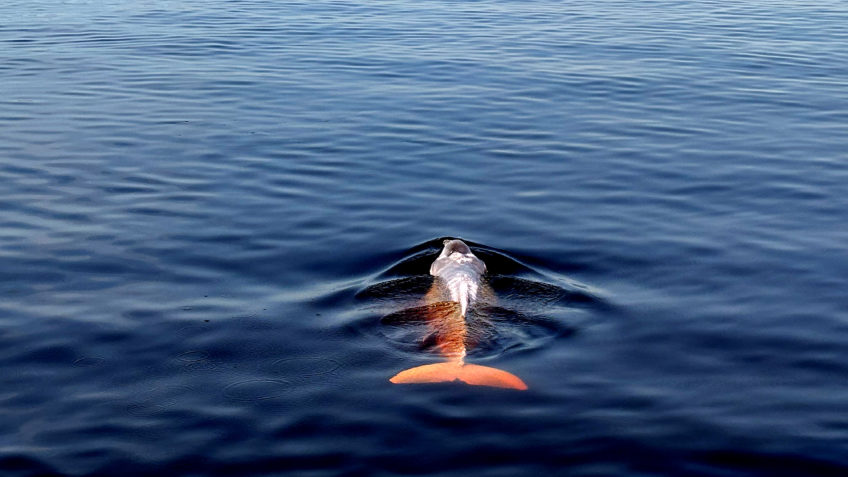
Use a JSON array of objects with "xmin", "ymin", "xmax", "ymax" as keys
[{"xmin": 2, "ymin": 0, "xmax": 847, "ymax": 475}]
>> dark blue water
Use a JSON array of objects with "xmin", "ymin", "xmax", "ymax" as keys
[{"xmin": 2, "ymin": 0, "xmax": 848, "ymax": 475}]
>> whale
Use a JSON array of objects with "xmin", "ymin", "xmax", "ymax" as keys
[{"xmin": 389, "ymin": 239, "xmax": 528, "ymax": 390}]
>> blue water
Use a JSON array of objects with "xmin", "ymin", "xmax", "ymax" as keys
[{"xmin": 2, "ymin": 0, "xmax": 848, "ymax": 475}]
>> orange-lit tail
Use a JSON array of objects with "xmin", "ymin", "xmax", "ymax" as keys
[{"xmin": 390, "ymin": 361, "xmax": 527, "ymax": 390}]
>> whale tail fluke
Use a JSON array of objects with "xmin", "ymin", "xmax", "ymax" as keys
[{"xmin": 390, "ymin": 361, "xmax": 527, "ymax": 390}]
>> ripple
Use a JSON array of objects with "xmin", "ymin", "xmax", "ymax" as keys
[
  {"xmin": 124, "ymin": 401, "xmax": 171, "ymax": 418},
  {"xmin": 72, "ymin": 356, "xmax": 106, "ymax": 367},
  {"xmin": 175, "ymin": 350, "xmax": 212, "ymax": 366},
  {"xmin": 259, "ymin": 357, "xmax": 342, "ymax": 381},
  {"xmin": 123, "ymin": 385, "xmax": 197, "ymax": 417},
  {"xmin": 355, "ymin": 276, "xmax": 433, "ymax": 302},
  {"xmin": 223, "ymin": 379, "xmax": 291, "ymax": 403}
]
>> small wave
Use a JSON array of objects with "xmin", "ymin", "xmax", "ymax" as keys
[
  {"xmin": 223, "ymin": 379, "xmax": 291, "ymax": 403},
  {"xmin": 355, "ymin": 276, "xmax": 433, "ymax": 302}
]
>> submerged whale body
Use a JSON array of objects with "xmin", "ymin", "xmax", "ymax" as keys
[{"xmin": 389, "ymin": 239, "xmax": 528, "ymax": 390}]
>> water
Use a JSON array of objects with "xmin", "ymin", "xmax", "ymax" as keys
[{"xmin": 2, "ymin": 0, "xmax": 847, "ymax": 475}]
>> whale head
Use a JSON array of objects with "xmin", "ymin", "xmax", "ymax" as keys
[
  {"xmin": 431, "ymin": 239, "xmax": 486, "ymax": 277},
  {"xmin": 441, "ymin": 239, "xmax": 472, "ymax": 256}
]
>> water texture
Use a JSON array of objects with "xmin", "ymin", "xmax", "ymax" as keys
[{"xmin": 1, "ymin": 0, "xmax": 847, "ymax": 475}]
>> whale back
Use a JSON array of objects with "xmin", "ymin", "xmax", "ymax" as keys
[{"xmin": 429, "ymin": 240, "xmax": 487, "ymax": 316}]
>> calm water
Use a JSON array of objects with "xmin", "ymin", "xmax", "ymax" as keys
[{"xmin": 2, "ymin": 0, "xmax": 848, "ymax": 475}]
